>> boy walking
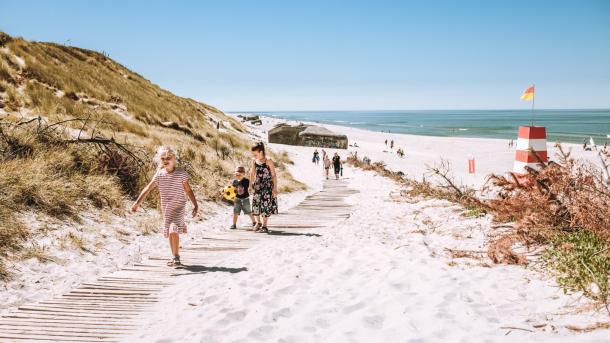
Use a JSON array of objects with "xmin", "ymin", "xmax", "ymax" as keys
[{"xmin": 230, "ymin": 166, "xmax": 256, "ymax": 230}]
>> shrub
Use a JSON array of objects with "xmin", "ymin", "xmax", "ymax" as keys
[
  {"xmin": 486, "ymin": 144, "xmax": 610, "ymax": 262},
  {"xmin": 542, "ymin": 231, "xmax": 610, "ymax": 309}
]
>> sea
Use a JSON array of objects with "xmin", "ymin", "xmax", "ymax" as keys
[{"xmin": 235, "ymin": 109, "xmax": 610, "ymax": 144}]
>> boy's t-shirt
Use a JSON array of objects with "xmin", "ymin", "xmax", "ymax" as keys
[{"xmin": 232, "ymin": 178, "xmax": 250, "ymax": 199}]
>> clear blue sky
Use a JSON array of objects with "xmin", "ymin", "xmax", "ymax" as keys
[{"xmin": 1, "ymin": 0, "xmax": 609, "ymax": 111}]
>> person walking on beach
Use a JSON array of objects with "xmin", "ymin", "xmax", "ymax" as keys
[
  {"xmin": 131, "ymin": 146, "xmax": 198, "ymax": 267},
  {"xmin": 313, "ymin": 149, "xmax": 320, "ymax": 165},
  {"xmin": 230, "ymin": 166, "xmax": 256, "ymax": 230},
  {"xmin": 385, "ymin": 139, "xmax": 388, "ymax": 146},
  {"xmin": 249, "ymin": 142, "xmax": 278, "ymax": 233},
  {"xmin": 332, "ymin": 152, "xmax": 342, "ymax": 180},
  {"xmin": 323, "ymin": 155, "xmax": 331, "ymax": 179},
  {"xmin": 390, "ymin": 140, "xmax": 394, "ymax": 150},
  {"xmin": 322, "ymin": 148, "xmax": 327, "ymax": 160}
]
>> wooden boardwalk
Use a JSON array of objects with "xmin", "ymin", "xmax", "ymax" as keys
[{"xmin": 0, "ymin": 179, "xmax": 357, "ymax": 342}]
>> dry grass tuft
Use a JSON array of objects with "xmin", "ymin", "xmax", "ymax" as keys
[
  {"xmin": 18, "ymin": 242, "xmax": 56, "ymax": 263},
  {"xmin": 137, "ymin": 214, "xmax": 161, "ymax": 236},
  {"xmin": 346, "ymin": 155, "xmax": 485, "ymax": 211}
]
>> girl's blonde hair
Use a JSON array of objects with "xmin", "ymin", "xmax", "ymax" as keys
[{"xmin": 153, "ymin": 146, "xmax": 177, "ymax": 168}]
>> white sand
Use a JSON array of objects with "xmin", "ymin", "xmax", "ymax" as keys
[
  {"xmin": 127, "ymin": 118, "xmax": 608, "ymax": 342},
  {"xmin": 255, "ymin": 116, "xmax": 600, "ymax": 189},
  {"xmin": 2, "ymin": 115, "xmax": 607, "ymax": 341}
]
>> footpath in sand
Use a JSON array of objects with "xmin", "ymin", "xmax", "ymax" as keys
[{"xmin": 0, "ymin": 179, "xmax": 356, "ymax": 343}]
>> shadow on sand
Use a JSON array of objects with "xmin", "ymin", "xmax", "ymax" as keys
[
  {"xmin": 174, "ymin": 265, "xmax": 248, "ymax": 275},
  {"xmin": 267, "ymin": 230, "xmax": 322, "ymax": 237}
]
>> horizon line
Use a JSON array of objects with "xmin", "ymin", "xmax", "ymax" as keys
[{"xmin": 225, "ymin": 107, "xmax": 610, "ymax": 113}]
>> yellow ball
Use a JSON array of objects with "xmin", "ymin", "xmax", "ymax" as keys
[{"xmin": 222, "ymin": 185, "xmax": 237, "ymax": 201}]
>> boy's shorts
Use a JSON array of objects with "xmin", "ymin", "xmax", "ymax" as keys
[{"xmin": 234, "ymin": 197, "xmax": 252, "ymax": 215}]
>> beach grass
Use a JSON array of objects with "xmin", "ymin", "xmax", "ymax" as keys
[{"xmin": 0, "ymin": 32, "xmax": 291, "ymax": 280}]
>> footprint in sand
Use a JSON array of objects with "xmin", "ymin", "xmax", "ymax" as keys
[
  {"xmin": 249, "ymin": 293, "xmax": 262, "ymax": 302},
  {"xmin": 271, "ymin": 307, "xmax": 292, "ymax": 321},
  {"xmin": 363, "ymin": 315, "xmax": 385, "ymax": 330},
  {"xmin": 202, "ymin": 295, "xmax": 219, "ymax": 304},
  {"xmin": 342, "ymin": 301, "xmax": 366, "ymax": 314},
  {"xmin": 341, "ymin": 268, "xmax": 355, "ymax": 278},
  {"xmin": 262, "ymin": 298, "xmax": 280, "ymax": 308},
  {"xmin": 226, "ymin": 310, "xmax": 248, "ymax": 321},
  {"xmin": 316, "ymin": 318, "xmax": 330, "ymax": 329},
  {"xmin": 274, "ymin": 285, "xmax": 296, "ymax": 296},
  {"xmin": 247, "ymin": 325, "xmax": 275, "ymax": 340}
]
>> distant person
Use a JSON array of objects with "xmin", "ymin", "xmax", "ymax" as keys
[
  {"xmin": 363, "ymin": 156, "xmax": 371, "ymax": 165},
  {"xmin": 322, "ymin": 149, "xmax": 327, "ymax": 160},
  {"xmin": 323, "ymin": 155, "xmax": 331, "ymax": 179},
  {"xmin": 131, "ymin": 146, "xmax": 199, "ymax": 267},
  {"xmin": 390, "ymin": 140, "xmax": 394, "ymax": 149},
  {"xmin": 332, "ymin": 152, "xmax": 342, "ymax": 180},
  {"xmin": 353, "ymin": 142, "xmax": 359, "ymax": 148},
  {"xmin": 249, "ymin": 142, "xmax": 278, "ymax": 234},
  {"xmin": 229, "ymin": 166, "xmax": 256, "ymax": 230},
  {"xmin": 385, "ymin": 139, "xmax": 388, "ymax": 146},
  {"xmin": 313, "ymin": 149, "xmax": 320, "ymax": 165}
]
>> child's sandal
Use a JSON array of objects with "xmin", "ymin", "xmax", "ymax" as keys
[
  {"xmin": 258, "ymin": 226, "xmax": 269, "ymax": 233},
  {"xmin": 167, "ymin": 256, "xmax": 181, "ymax": 266}
]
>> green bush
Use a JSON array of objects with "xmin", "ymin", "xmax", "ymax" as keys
[{"xmin": 542, "ymin": 231, "xmax": 610, "ymax": 306}]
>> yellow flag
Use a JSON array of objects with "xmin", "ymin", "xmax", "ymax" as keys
[{"xmin": 520, "ymin": 85, "xmax": 534, "ymax": 101}]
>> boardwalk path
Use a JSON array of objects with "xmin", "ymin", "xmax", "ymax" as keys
[{"xmin": 0, "ymin": 179, "xmax": 357, "ymax": 342}]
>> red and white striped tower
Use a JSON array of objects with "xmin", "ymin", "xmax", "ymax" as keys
[{"xmin": 513, "ymin": 126, "xmax": 548, "ymax": 174}]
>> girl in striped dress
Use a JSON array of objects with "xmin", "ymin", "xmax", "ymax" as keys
[{"xmin": 131, "ymin": 147, "xmax": 199, "ymax": 266}]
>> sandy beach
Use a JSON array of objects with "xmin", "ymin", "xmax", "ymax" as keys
[
  {"xmin": 0, "ymin": 115, "xmax": 606, "ymax": 342},
  {"xmin": 124, "ymin": 117, "xmax": 608, "ymax": 342},
  {"xmin": 253, "ymin": 116, "xmax": 600, "ymax": 190}
]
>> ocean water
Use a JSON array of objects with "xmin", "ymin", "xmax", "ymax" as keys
[{"xmin": 238, "ymin": 109, "xmax": 610, "ymax": 144}]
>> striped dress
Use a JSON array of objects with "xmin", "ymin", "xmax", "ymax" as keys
[{"xmin": 154, "ymin": 168, "xmax": 189, "ymax": 238}]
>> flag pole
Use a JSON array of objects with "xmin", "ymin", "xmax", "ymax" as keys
[{"xmin": 530, "ymin": 83, "xmax": 535, "ymax": 126}]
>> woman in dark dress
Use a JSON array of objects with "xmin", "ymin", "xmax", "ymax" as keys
[{"xmin": 248, "ymin": 142, "xmax": 278, "ymax": 233}]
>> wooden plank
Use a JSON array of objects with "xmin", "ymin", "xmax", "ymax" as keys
[
  {"xmin": 3, "ymin": 315, "xmax": 138, "ymax": 325},
  {"xmin": 0, "ymin": 332, "xmax": 119, "ymax": 342},
  {"xmin": 0, "ymin": 318, "xmax": 137, "ymax": 327},
  {"xmin": 39, "ymin": 301, "xmax": 153, "ymax": 309},
  {"xmin": 0, "ymin": 320, "xmax": 134, "ymax": 333},
  {"xmin": 17, "ymin": 305, "xmax": 144, "ymax": 315},
  {"xmin": 14, "ymin": 309, "xmax": 135, "ymax": 320},
  {"xmin": 68, "ymin": 289, "xmax": 156, "ymax": 296},
  {"xmin": 0, "ymin": 180, "xmax": 356, "ymax": 342},
  {"xmin": 0, "ymin": 327, "xmax": 124, "ymax": 338}
]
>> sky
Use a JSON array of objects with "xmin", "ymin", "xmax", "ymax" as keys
[{"xmin": 1, "ymin": 0, "xmax": 609, "ymax": 111}]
